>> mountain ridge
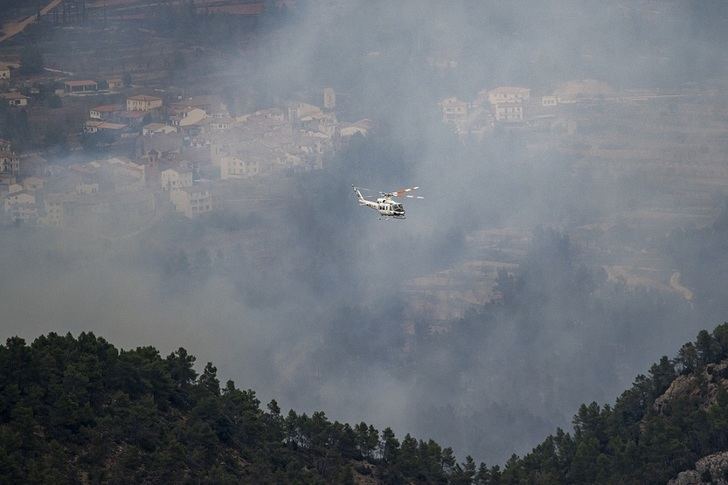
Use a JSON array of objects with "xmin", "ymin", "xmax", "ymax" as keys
[{"xmin": 2, "ymin": 325, "xmax": 728, "ymax": 483}]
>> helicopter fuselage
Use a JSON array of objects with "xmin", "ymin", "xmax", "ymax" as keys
[
  {"xmin": 353, "ymin": 186, "xmax": 406, "ymax": 218},
  {"xmin": 372, "ymin": 197, "xmax": 406, "ymax": 218}
]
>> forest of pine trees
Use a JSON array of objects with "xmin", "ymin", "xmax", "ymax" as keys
[
  {"xmin": 0, "ymin": 332, "xmax": 477, "ymax": 483},
  {"xmin": 2, "ymin": 324, "xmax": 728, "ymax": 483}
]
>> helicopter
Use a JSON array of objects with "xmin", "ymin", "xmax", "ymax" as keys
[{"xmin": 352, "ymin": 185, "xmax": 423, "ymax": 219}]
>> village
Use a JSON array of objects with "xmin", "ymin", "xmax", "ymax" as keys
[
  {"xmin": 0, "ymin": 0, "xmax": 355, "ymax": 231},
  {"xmin": 1, "ymin": 0, "xmax": 725, "ymax": 240},
  {"xmin": 1, "ymin": 0, "xmax": 727, "ymax": 321},
  {"xmin": 2, "ymin": 61, "xmax": 727, "ymax": 243},
  {"xmin": 0, "ymin": 76, "xmax": 376, "ymax": 230},
  {"xmin": 0, "ymin": 78, "xmax": 611, "ymax": 228},
  {"xmin": 0, "ymin": 50, "xmax": 621, "ymax": 232}
]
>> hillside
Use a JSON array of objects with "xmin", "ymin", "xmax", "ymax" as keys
[
  {"xmin": 0, "ymin": 332, "xmax": 479, "ymax": 483},
  {"xmin": 2, "ymin": 326, "xmax": 728, "ymax": 483},
  {"xmin": 502, "ymin": 324, "xmax": 728, "ymax": 484}
]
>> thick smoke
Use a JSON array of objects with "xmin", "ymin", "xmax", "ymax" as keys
[{"xmin": 2, "ymin": 0, "xmax": 728, "ymax": 464}]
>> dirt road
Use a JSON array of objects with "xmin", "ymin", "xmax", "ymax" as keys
[
  {"xmin": 0, "ymin": 0, "xmax": 64, "ymax": 43},
  {"xmin": 669, "ymin": 271, "xmax": 694, "ymax": 301}
]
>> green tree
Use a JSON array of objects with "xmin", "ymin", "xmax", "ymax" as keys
[
  {"xmin": 355, "ymin": 422, "xmax": 378, "ymax": 459},
  {"xmin": 568, "ymin": 437, "xmax": 601, "ymax": 483},
  {"xmin": 713, "ymin": 323, "xmax": 728, "ymax": 359},
  {"xmin": 475, "ymin": 462, "xmax": 490, "ymax": 484},
  {"xmin": 451, "ymin": 455, "xmax": 476, "ymax": 484},
  {"xmin": 380, "ymin": 427, "xmax": 399, "ymax": 464},
  {"xmin": 0, "ymin": 333, "xmax": 462, "ymax": 483},
  {"xmin": 649, "ymin": 356, "xmax": 677, "ymax": 398},
  {"xmin": 198, "ymin": 362, "xmax": 220, "ymax": 395},
  {"xmin": 166, "ymin": 347, "xmax": 197, "ymax": 388},
  {"xmin": 677, "ymin": 342, "xmax": 699, "ymax": 374},
  {"xmin": 696, "ymin": 330, "xmax": 720, "ymax": 366},
  {"xmin": 397, "ymin": 434, "xmax": 419, "ymax": 477},
  {"xmin": 489, "ymin": 464, "xmax": 502, "ymax": 484},
  {"xmin": 708, "ymin": 386, "xmax": 728, "ymax": 449},
  {"xmin": 441, "ymin": 446, "xmax": 456, "ymax": 475}
]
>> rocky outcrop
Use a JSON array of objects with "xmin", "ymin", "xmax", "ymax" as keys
[
  {"xmin": 669, "ymin": 451, "xmax": 728, "ymax": 485},
  {"xmin": 653, "ymin": 374, "xmax": 697, "ymax": 414},
  {"xmin": 654, "ymin": 361, "xmax": 728, "ymax": 415}
]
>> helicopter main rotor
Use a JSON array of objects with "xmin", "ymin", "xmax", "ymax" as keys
[{"xmin": 381, "ymin": 186, "xmax": 424, "ymax": 199}]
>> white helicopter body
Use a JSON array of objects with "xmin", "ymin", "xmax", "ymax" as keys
[{"xmin": 352, "ymin": 185, "xmax": 422, "ymax": 219}]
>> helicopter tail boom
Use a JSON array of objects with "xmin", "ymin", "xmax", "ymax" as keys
[{"xmin": 352, "ymin": 185, "xmax": 367, "ymax": 205}]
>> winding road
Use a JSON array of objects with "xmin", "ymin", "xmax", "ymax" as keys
[
  {"xmin": 669, "ymin": 271, "xmax": 694, "ymax": 301},
  {"xmin": 0, "ymin": 0, "xmax": 64, "ymax": 43}
]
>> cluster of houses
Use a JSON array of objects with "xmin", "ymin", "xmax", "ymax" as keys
[
  {"xmin": 439, "ymin": 80, "xmax": 616, "ymax": 139},
  {"xmin": 1, "ymin": 87, "xmax": 372, "ymax": 227},
  {"xmin": 2, "ymin": 156, "xmax": 153, "ymax": 228},
  {"xmin": 438, "ymin": 86, "xmax": 531, "ymax": 137},
  {"xmin": 213, "ymin": 101, "xmax": 337, "ymax": 180},
  {"xmin": 84, "ymin": 93, "xmax": 167, "ymax": 137},
  {"xmin": 0, "ymin": 63, "xmax": 28, "ymax": 107},
  {"xmin": 0, "ymin": 139, "xmax": 19, "ymax": 179},
  {"xmin": 1, "ymin": 151, "xmax": 212, "ymax": 227},
  {"xmin": 0, "ymin": 72, "xmax": 129, "ymax": 109}
]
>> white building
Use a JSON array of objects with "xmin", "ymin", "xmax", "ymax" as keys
[
  {"xmin": 542, "ymin": 96, "xmax": 558, "ymax": 107},
  {"xmin": 126, "ymin": 95, "xmax": 163, "ymax": 112},
  {"xmin": 75, "ymin": 182, "xmax": 99, "ymax": 195},
  {"xmin": 107, "ymin": 77, "xmax": 123, "ymax": 90},
  {"xmin": 494, "ymin": 102, "xmax": 524, "ymax": 122},
  {"xmin": 64, "ymin": 80, "xmax": 98, "ymax": 94},
  {"xmin": 42, "ymin": 193, "xmax": 76, "ymax": 227},
  {"xmin": 220, "ymin": 156, "xmax": 260, "ymax": 180},
  {"xmin": 4, "ymin": 190, "xmax": 36, "ymax": 222},
  {"xmin": 209, "ymin": 118, "xmax": 233, "ymax": 131},
  {"xmin": 0, "ymin": 146, "xmax": 19, "ymax": 176},
  {"xmin": 439, "ymin": 97, "xmax": 469, "ymax": 125},
  {"xmin": 161, "ymin": 168, "xmax": 193, "ymax": 190},
  {"xmin": 487, "ymin": 87, "xmax": 531, "ymax": 106},
  {"xmin": 170, "ymin": 186, "xmax": 213, "ymax": 218},
  {"xmin": 1, "ymin": 92, "xmax": 28, "ymax": 107}
]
